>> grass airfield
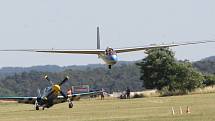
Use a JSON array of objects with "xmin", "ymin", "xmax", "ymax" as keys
[{"xmin": 1, "ymin": 93, "xmax": 215, "ymax": 121}]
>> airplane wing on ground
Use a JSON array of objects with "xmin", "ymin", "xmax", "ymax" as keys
[
  {"xmin": 57, "ymin": 91, "xmax": 103, "ymax": 100},
  {"xmin": 71, "ymin": 91, "xmax": 103, "ymax": 97},
  {"xmin": 0, "ymin": 49, "xmax": 105, "ymax": 55},
  {"xmin": 0, "ymin": 96, "xmax": 37, "ymax": 104},
  {"xmin": 115, "ymin": 40, "xmax": 215, "ymax": 53},
  {"xmin": 53, "ymin": 91, "xmax": 103, "ymax": 104}
]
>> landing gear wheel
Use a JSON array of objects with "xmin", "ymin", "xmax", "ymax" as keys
[
  {"xmin": 108, "ymin": 65, "xmax": 111, "ymax": 69},
  {"xmin": 42, "ymin": 107, "xmax": 45, "ymax": 110},
  {"xmin": 69, "ymin": 103, "xmax": 73, "ymax": 108},
  {"xmin": 36, "ymin": 106, "xmax": 39, "ymax": 110}
]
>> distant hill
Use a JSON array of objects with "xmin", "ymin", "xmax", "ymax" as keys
[
  {"xmin": 0, "ymin": 65, "xmax": 63, "ymax": 73},
  {"xmin": 0, "ymin": 64, "xmax": 103, "ymax": 76},
  {"xmin": 193, "ymin": 56, "xmax": 215, "ymax": 74},
  {"xmin": 0, "ymin": 61, "xmax": 135, "ymax": 76},
  {"xmin": 201, "ymin": 56, "xmax": 215, "ymax": 62}
]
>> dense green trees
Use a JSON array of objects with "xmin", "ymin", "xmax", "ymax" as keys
[
  {"xmin": 203, "ymin": 74, "xmax": 215, "ymax": 86},
  {"xmin": 166, "ymin": 61, "xmax": 204, "ymax": 94},
  {"xmin": 137, "ymin": 48, "xmax": 175, "ymax": 90},
  {"xmin": 137, "ymin": 48, "xmax": 205, "ymax": 95}
]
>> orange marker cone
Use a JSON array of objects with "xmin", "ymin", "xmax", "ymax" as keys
[{"xmin": 186, "ymin": 106, "xmax": 191, "ymax": 114}]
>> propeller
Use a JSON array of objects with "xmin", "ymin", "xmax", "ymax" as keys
[
  {"xmin": 37, "ymin": 88, "xmax": 41, "ymax": 97},
  {"xmin": 58, "ymin": 76, "xmax": 69, "ymax": 86},
  {"xmin": 36, "ymin": 88, "xmax": 42, "ymax": 106},
  {"xmin": 60, "ymin": 91, "xmax": 68, "ymax": 99},
  {"xmin": 46, "ymin": 76, "xmax": 69, "ymax": 99},
  {"xmin": 45, "ymin": 75, "xmax": 54, "ymax": 85},
  {"xmin": 58, "ymin": 76, "xmax": 69, "ymax": 99}
]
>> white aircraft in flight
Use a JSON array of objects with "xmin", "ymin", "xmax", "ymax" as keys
[{"xmin": 1, "ymin": 27, "xmax": 215, "ymax": 69}]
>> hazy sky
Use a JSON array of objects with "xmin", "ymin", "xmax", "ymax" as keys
[{"xmin": 0, "ymin": 0, "xmax": 215, "ymax": 67}]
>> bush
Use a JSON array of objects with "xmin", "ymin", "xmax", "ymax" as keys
[
  {"xmin": 203, "ymin": 74, "xmax": 215, "ymax": 86},
  {"xmin": 133, "ymin": 93, "xmax": 144, "ymax": 98},
  {"xmin": 159, "ymin": 86, "xmax": 188, "ymax": 96}
]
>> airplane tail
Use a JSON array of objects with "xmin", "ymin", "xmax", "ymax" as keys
[{"xmin": 97, "ymin": 26, "xmax": 100, "ymax": 49}]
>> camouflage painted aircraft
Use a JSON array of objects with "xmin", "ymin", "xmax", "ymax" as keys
[{"xmin": 0, "ymin": 76, "xmax": 102, "ymax": 110}]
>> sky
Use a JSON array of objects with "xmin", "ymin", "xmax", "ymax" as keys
[{"xmin": 0, "ymin": 0, "xmax": 215, "ymax": 67}]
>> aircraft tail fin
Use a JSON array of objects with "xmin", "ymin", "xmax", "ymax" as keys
[{"xmin": 97, "ymin": 26, "xmax": 100, "ymax": 49}]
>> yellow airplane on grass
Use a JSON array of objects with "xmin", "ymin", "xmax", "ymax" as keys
[{"xmin": 0, "ymin": 76, "xmax": 102, "ymax": 110}]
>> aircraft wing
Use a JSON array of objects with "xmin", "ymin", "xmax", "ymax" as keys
[
  {"xmin": 53, "ymin": 91, "xmax": 102, "ymax": 104},
  {"xmin": 1, "ymin": 40, "xmax": 214, "ymax": 54},
  {"xmin": 0, "ymin": 49, "xmax": 105, "ymax": 55},
  {"xmin": 115, "ymin": 40, "xmax": 215, "ymax": 53},
  {"xmin": 70, "ymin": 91, "xmax": 102, "ymax": 97},
  {"xmin": 57, "ymin": 91, "xmax": 102, "ymax": 100},
  {"xmin": 0, "ymin": 96, "xmax": 37, "ymax": 104}
]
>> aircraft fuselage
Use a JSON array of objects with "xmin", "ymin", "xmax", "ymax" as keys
[
  {"xmin": 99, "ymin": 54, "xmax": 118, "ymax": 65},
  {"xmin": 98, "ymin": 47, "xmax": 118, "ymax": 68},
  {"xmin": 36, "ymin": 86, "xmax": 59, "ymax": 108}
]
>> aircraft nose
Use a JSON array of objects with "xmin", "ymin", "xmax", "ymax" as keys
[
  {"xmin": 52, "ymin": 84, "xmax": 61, "ymax": 94},
  {"xmin": 110, "ymin": 55, "xmax": 118, "ymax": 61}
]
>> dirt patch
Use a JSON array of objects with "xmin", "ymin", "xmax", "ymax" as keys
[{"xmin": 0, "ymin": 100, "xmax": 17, "ymax": 103}]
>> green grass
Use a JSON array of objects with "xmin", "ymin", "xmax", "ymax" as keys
[{"xmin": 1, "ymin": 93, "xmax": 215, "ymax": 121}]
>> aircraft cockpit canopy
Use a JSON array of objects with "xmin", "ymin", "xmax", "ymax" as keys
[{"xmin": 105, "ymin": 47, "xmax": 116, "ymax": 55}]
